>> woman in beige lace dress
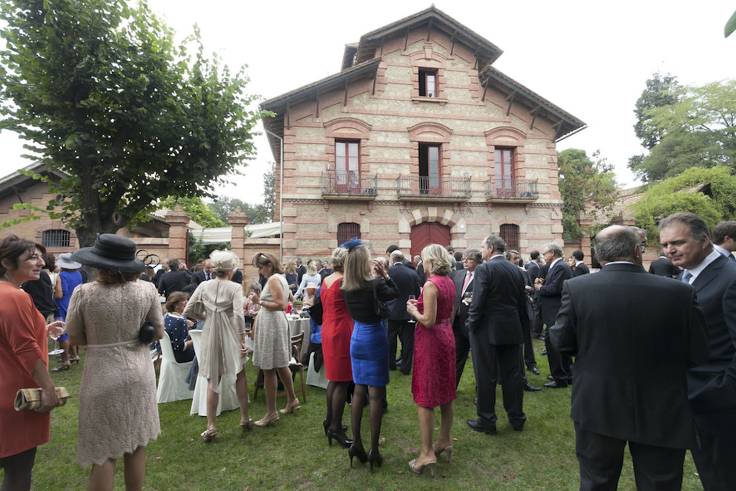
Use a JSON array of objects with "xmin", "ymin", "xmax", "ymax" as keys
[
  {"xmin": 183, "ymin": 250, "xmax": 251, "ymax": 442},
  {"xmin": 250, "ymin": 252, "xmax": 300, "ymax": 427},
  {"xmin": 66, "ymin": 234, "xmax": 164, "ymax": 491}
]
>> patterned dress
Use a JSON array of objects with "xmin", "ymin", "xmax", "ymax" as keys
[
  {"xmin": 252, "ymin": 274, "xmax": 291, "ymax": 370},
  {"xmin": 65, "ymin": 280, "xmax": 164, "ymax": 466},
  {"xmin": 412, "ymin": 274, "xmax": 457, "ymax": 408}
]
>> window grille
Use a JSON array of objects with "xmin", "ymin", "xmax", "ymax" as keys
[
  {"xmin": 337, "ymin": 223, "xmax": 361, "ymax": 245},
  {"xmin": 41, "ymin": 229, "xmax": 70, "ymax": 248},
  {"xmin": 499, "ymin": 224, "xmax": 520, "ymax": 251}
]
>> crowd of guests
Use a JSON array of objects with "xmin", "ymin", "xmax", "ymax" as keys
[{"xmin": 1, "ymin": 214, "xmax": 735, "ymax": 490}]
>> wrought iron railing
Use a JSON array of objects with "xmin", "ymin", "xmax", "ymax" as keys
[
  {"xmin": 395, "ymin": 175, "xmax": 471, "ymax": 200},
  {"xmin": 321, "ymin": 171, "xmax": 378, "ymax": 197},
  {"xmin": 485, "ymin": 178, "xmax": 539, "ymax": 200}
]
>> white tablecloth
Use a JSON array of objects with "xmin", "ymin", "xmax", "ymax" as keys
[{"xmin": 287, "ymin": 317, "xmax": 311, "ymax": 358}]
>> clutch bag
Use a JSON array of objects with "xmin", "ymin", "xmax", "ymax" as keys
[{"xmin": 14, "ymin": 387, "xmax": 70, "ymax": 411}]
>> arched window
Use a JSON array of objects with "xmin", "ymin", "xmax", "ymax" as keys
[
  {"xmin": 499, "ymin": 224, "xmax": 519, "ymax": 251},
  {"xmin": 42, "ymin": 229, "xmax": 70, "ymax": 248},
  {"xmin": 337, "ymin": 223, "xmax": 361, "ymax": 245}
]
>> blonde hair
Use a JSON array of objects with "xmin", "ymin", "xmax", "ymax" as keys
[
  {"xmin": 306, "ymin": 259, "xmax": 318, "ymax": 275},
  {"xmin": 341, "ymin": 244, "xmax": 372, "ymax": 291},
  {"xmin": 285, "ymin": 259, "xmax": 297, "ymax": 274},
  {"xmin": 331, "ymin": 247, "xmax": 348, "ymax": 272},
  {"xmin": 421, "ymin": 244, "xmax": 454, "ymax": 276}
]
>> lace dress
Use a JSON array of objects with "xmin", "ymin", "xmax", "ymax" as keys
[
  {"xmin": 412, "ymin": 274, "xmax": 457, "ymax": 408},
  {"xmin": 253, "ymin": 274, "xmax": 291, "ymax": 369}
]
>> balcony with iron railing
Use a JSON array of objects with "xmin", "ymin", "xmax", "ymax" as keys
[
  {"xmin": 395, "ymin": 175, "xmax": 471, "ymax": 201},
  {"xmin": 485, "ymin": 178, "xmax": 539, "ymax": 203},
  {"xmin": 321, "ymin": 170, "xmax": 378, "ymax": 200}
]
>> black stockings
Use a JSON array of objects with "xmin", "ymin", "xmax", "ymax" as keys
[
  {"xmin": 326, "ymin": 381, "xmax": 349, "ymax": 433},
  {"xmin": 351, "ymin": 384, "xmax": 385, "ymax": 452}
]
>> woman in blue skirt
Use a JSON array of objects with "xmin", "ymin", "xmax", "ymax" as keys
[{"xmin": 341, "ymin": 240, "xmax": 397, "ymax": 471}]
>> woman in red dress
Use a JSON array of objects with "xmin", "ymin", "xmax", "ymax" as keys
[
  {"xmin": 406, "ymin": 244, "xmax": 457, "ymax": 476},
  {"xmin": 320, "ymin": 247, "xmax": 353, "ymax": 448}
]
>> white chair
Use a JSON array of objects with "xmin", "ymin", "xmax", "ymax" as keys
[
  {"xmin": 156, "ymin": 330, "xmax": 194, "ymax": 403},
  {"xmin": 306, "ymin": 352, "xmax": 328, "ymax": 389},
  {"xmin": 189, "ymin": 330, "xmax": 240, "ymax": 417}
]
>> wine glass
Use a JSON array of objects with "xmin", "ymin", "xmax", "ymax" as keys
[{"xmin": 407, "ymin": 295, "xmax": 417, "ymax": 323}]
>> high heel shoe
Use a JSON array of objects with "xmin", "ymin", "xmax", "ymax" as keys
[
  {"xmin": 279, "ymin": 399, "xmax": 301, "ymax": 415},
  {"xmin": 323, "ymin": 419, "xmax": 349, "ymax": 436},
  {"xmin": 409, "ymin": 458, "xmax": 436, "ymax": 477},
  {"xmin": 367, "ymin": 449, "xmax": 383, "ymax": 472},
  {"xmin": 434, "ymin": 445, "xmax": 453, "ymax": 463},
  {"xmin": 254, "ymin": 413, "xmax": 280, "ymax": 427},
  {"xmin": 327, "ymin": 429, "xmax": 353, "ymax": 448},
  {"xmin": 347, "ymin": 444, "xmax": 368, "ymax": 468}
]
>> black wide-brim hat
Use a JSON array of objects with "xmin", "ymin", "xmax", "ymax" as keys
[{"xmin": 71, "ymin": 234, "xmax": 145, "ymax": 273}]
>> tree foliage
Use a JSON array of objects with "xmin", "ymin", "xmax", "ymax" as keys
[
  {"xmin": 558, "ymin": 149, "xmax": 617, "ymax": 241},
  {"xmin": 158, "ymin": 196, "xmax": 225, "ymax": 228},
  {"xmin": 633, "ymin": 166, "xmax": 736, "ymax": 240},
  {"xmin": 207, "ymin": 196, "xmax": 270, "ymax": 225},
  {"xmin": 633, "ymin": 73, "xmax": 681, "ymax": 150},
  {"xmin": 629, "ymin": 79, "xmax": 736, "ymax": 182},
  {"xmin": 0, "ymin": 0, "xmax": 261, "ymax": 245},
  {"xmin": 261, "ymin": 163, "xmax": 275, "ymax": 222}
]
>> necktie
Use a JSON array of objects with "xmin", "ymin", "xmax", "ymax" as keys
[
  {"xmin": 682, "ymin": 271, "xmax": 693, "ymax": 284},
  {"xmin": 462, "ymin": 272, "xmax": 473, "ymax": 294}
]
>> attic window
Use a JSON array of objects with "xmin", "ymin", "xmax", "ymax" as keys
[{"xmin": 418, "ymin": 68, "xmax": 438, "ymax": 97}]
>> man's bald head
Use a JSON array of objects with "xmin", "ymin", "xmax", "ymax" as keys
[{"xmin": 594, "ymin": 225, "xmax": 641, "ymax": 265}]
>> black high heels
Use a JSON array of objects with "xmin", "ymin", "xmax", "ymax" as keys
[
  {"xmin": 367, "ymin": 449, "xmax": 383, "ymax": 472},
  {"xmin": 327, "ymin": 429, "xmax": 353, "ymax": 449},
  {"xmin": 348, "ymin": 444, "xmax": 368, "ymax": 467},
  {"xmin": 323, "ymin": 419, "xmax": 349, "ymax": 436}
]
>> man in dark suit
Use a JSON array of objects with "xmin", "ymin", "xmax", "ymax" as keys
[
  {"xmin": 659, "ymin": 212, "xmax": 736, "ymax": 490},
  {"xmin": 453, "ymin": 250, "xmax": 464, "ymax": 271},
  {"xmin": 571, "ymin": 250, "xmax": 590, "ymax": 276},
  {"xmin": 386, "ymin": 250, "xmax": 421, "ymax": 374},
  {"xmin": 535, "ymin": 242, "xmax": 573, "ymax": 388},
  {"xmin": 712, "ymin": 220, "xmax": 736, "ymax": 263},
  {"xmin": 648, "ymin": 253, "xmax": 679, "ymax": 277},
  {"xmin": 158, "ymin": 258, "xmax": 192, "ymax": 298},
  {"xmin": 551, "ymin": 225, "xmax": 708, "ymax": 490},
  {"xmin": 192, "ymin": 259, "xmax": 214, "ymax": 285},
  {"xmin": 466, "ymin": 235, "xmax": 529, "ymax": 433},
  {"xmin": 295, "ymin": 257, "xmax": 306, "ymax": 285},
  {"xmin": 452, "ymin": 248, "xmax": 481, "ymax": 387},
  {"xmin": 525, "ymin": 251, "xmax": 544, "ymax": 339}
]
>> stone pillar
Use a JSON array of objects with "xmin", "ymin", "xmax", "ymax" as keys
[
  {"xmin": 165, "ymin": 206, "xmax": 190, "ymax": 263},
  {"xmin": 228, "ymin": 208, "xmax": 250, "ymax": 266}
]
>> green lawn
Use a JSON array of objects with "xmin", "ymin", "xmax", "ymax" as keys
[{"xmin": 9, "ymin": 340, "xmax": 703, "ymax": 490}]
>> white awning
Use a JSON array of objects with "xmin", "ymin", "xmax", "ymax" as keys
[{"xmin": 190, "ymin": 222, "xmax": 281, "ymax": 244}]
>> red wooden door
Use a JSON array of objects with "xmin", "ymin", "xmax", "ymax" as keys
[{"xmin": 410, "ymin": 223, "xmax": 451, "ymax": 258}]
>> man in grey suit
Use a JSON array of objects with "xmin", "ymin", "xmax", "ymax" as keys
[
  {"xmin": 466, "ymin": 235, "xmax": 529, "ymax": 434},
  {"xmin": 451, "ymin": 248, "xmax": 481, "ymax": 388},
  {"xmin": 659, "ymin": 212, "xmax": 736, "ymax": 491}
]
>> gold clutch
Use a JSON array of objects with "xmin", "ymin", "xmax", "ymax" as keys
[{"xmin": 14, "ymin": 387, "xmax": 70, "ymax": 411}]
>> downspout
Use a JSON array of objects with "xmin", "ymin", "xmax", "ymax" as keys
[{"xmin": 264, "ymin": 129, "xmax": 284, "ymax": 262}]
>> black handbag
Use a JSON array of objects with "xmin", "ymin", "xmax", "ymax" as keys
[
  {"xmin": 372, "ymin": 280, "xmax": 388, "ymax": 319},
  {"xmin": 139, "ymin": 320, "xmax": 155, "ymax": 344}
]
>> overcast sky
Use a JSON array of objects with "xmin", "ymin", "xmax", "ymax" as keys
[{"xmin": 1, "ymin": 0, "xmax": 734, "ymax": 204}]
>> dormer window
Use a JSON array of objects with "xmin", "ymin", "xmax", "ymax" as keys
[{"xmin": 418, "ymin": 68, "xmax": 438, "ymax": 98}]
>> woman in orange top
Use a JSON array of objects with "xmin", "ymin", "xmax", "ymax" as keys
[{"xmin": 0, "ymin": 235, "xmax": 64, "ymax": 491}]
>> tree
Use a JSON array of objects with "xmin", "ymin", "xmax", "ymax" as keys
[
  {"xmin": 207, "ymin": 196, "xmax": 270, "ymax": 225},
  {"xmin": 0, "ymin": 0, "xmax": 261, "ymax": 246},
  {"xmin": 558, "ymin": 149, "xmax": 617, "ymax": 241},
  {"xmin": 158, "ymin": 196, "xmax": 225, "ymax": 228},
  {"xmin": 261, "ymin": 163, "xmax": 275, "ymax": 222},
  {"xmin": 633, "ymin": 73, "xmax": 682, "ymax": 150},
  {"xmin": 633, "ymin": 166, "xmax": 736, "ymax": 240},
  {"xmin": 629, "ymin": 80, "xmax": 736, "ymax": 182}
]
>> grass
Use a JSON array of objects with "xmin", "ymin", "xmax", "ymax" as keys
[{"xmin": 7, "ymin": 339, "xmax": 703, "ymax": 490}]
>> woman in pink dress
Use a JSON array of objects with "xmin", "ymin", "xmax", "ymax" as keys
[{"xmin": 406, "ymin": 244, "xmax": 457, "ymax": 476}]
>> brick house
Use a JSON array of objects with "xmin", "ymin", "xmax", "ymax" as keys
[{"xmin": 261, "ymin": 6, "xmax": 585, "ymax": 259}]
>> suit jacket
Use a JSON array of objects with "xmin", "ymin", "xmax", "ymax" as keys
[
  {"xmin": 524, "ymin": 261, "xmax": 541, "ymax": 284},
  {"xmin": 386, "ymin": 263, "xmax": 421, "ymax": 321},
  {"xmin": 158, "ymin": 270, "xmax": 192, "ymax": 297},
  {"xmin": 466, "ymin": 256, "xmax": 528, "ymax": 345},
  {"xmin": 573, "ymin": 262, "xmax": 590, "ymax": 277},
  {"xmin": 551, "ymin": 263, "xmax": 708, "ymax": 449},
  {"xmin": 192, "ymin": 271, "xmax": 213, "ymax": 285},
  {"xmin": 538, "ymin": 259, "xmax": 572, "ymax": 327},
  {"xmin": 683, "ymin": 255, "xmax": 736, "ymax": 413},
  {"xmin": 452, "ymin": 268, "xmax": 475, "ymax": 330},
  {"xmin": 648, "ymin": 256, "xmax": 679, "ymax": 278}
]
